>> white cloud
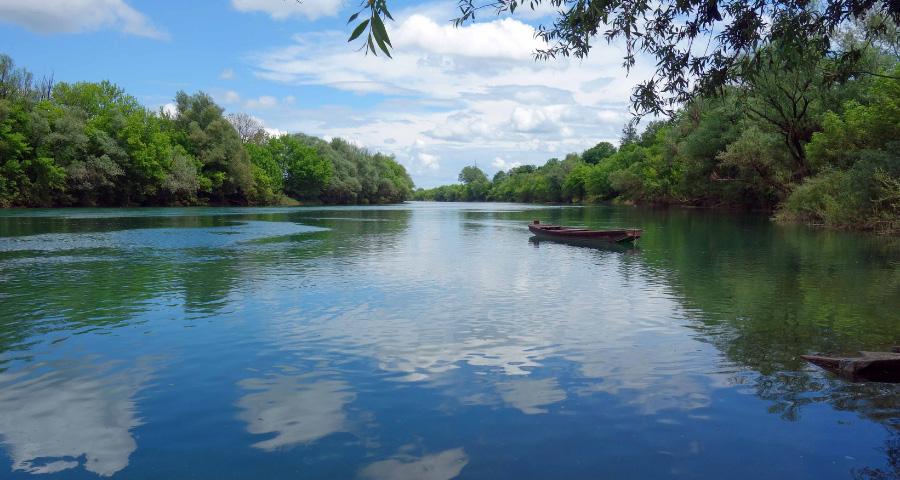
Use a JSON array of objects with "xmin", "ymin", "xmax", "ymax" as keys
[
  {"xmin": 418, "ymin": 153, "xmax": 440, "ymax": 170},
  {"xmin": 230, "ymin": 0, "xmax": 342, "ymax": 21},
  {"xmin": 428, "ymin": 113, "xmax": 496, "ymax": 142},
  {"xmin": 492, "ymin": 157, "xmax": 522, "ymax": 171},
  {"xmin": 392, "ymin": 15, "xmax": 545, "ymax": 60},
  {"xmin": 264, "ymin": 127, "xmax": 286, "ymax": 137},
  {"xmin": 245, "ymin": 95, "xmax": 278, "ymax": 110},
  {"xmin": 242, "ymin": 6, "xmax": 657, "ymax": 187},
  {"xmin": 508, "ymin": 106, "xmax": 563, "ymax": 134},
  {"xmin": 0, "ymin": 0, "xmax": 168, "ymax": 39},
  {"xmin": 161, "ymin": 103, "xmax": 177, "ymax": 117},
  {"xmin": 219, "ymin": 68, "xmax": 235, "ymax": 80},
  {"xmin": 216, "ymin": 90, "xmax": 242, "ymax": 104}
]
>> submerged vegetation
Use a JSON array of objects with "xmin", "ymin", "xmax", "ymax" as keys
[
  {"xmin": 415, "ymin": 27, "xmax": 900, "ymax": 233},
  {"xmin": 0, "ymin": 54, "xmax": 414, "ymax": 208}
]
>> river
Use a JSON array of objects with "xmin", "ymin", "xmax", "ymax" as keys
[{"xmin": 1, "ymin": 202, "xmax": 898, "ymax": 479}]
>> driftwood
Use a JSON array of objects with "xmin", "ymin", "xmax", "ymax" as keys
[{"xmin": 801, "ymin": 349, "xmax": 900, "ymax": 383}]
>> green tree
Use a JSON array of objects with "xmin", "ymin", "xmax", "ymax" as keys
[
  {"xmin": 245, "ymin": 142, "xmax": 284, "ymax": 204},
  {"xmin": 458, "ymin": 165, "xmax": 490, "ymax": 201},
  {"xmin": 173, "ymin": 91, "xmax": 255, "ymax": 204},
  {"xmin": 782, "ymin": 65, "xmax": 900, "ymax": 230},
  {"xmin": 620, "ymin": 122, "xmax": 638, "ymax": 147},
  {"xmin": 268, "ymin": 134, "xmax": 332, "ymax": 200},
  {"xmin": 582, "ymin": 142, "xmax": 616, "ymax": 165}
]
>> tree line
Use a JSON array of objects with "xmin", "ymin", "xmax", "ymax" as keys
[
  {"xmin": 414, "ymin": 29, "xmax": 900, "ymax": 233},
  {"xmin": 0, "ymin": 54, "xmax": 414, "ymax": 208}
]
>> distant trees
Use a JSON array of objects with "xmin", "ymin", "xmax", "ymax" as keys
[
  {"xmin": 413, "ymin": 42, "xmax": 899, "ymax": 232},
  {"xmin": 581, "ymin": 142, "xmax": 616, "ymax": 165},
  {"xmin": 172, "ymin": 91, "xmax": 255, "ymax": 204},
  {"xmin": 293, "ymin": 135, "xmax": 414, "ymax": 204},
  {"xmin": 268, "ymin": 134, "xmax": 332, "ymax": 200},
  {"xmin": 458, "ymin": 165, "xmax": 490, "ymax": 201},
  {"xmin": 0, "ymin": 53, "xmax": 414, "ymax": 208}
]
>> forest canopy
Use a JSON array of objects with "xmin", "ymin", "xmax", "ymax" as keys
[{"xmin": 0, "ymin": 54, "xmax": 414, "ymax": 208}]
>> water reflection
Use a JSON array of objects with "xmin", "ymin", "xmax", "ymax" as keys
[
  {"xmin": 497, "ymin": 378, "xmax": 567, "ymax": 414},
  {"xmin": 235, "ymin": 370, "xmax": 355, "ymax": 451},
  {"xmin": 0, "ymin": 355, "xmax": 152, "ymax": 476},
  {"xmin": 359, "ymin": 447, "xmax": 468, "ymax": 480},
  {"xmin": 1, "ymin": 204, "xmax": 899, "ymax": 478},
  {"xmin": 852, "ymin": 432, "xmax": 900, "ymax": 480},
  {"xmin": 528, "ymin": 236, "xmax": 642, "ymax": 255}
]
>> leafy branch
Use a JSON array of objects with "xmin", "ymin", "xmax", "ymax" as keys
[{"xmin": 347, "ymin": 0, "xmax": 394, "ymax": 58}]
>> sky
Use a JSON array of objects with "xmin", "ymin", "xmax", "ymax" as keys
[{"xmin": 0, "ymin": 0, "xmax": 654, "ymax": 188}]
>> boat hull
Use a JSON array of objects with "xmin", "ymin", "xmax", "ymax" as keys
[
  {"xmin": 528, "ymin": 224, "xmax": 642, "ymax": 242},
  {"xmin": 801, "ymin": 352, "xmax": 900, "ymax": 383}
]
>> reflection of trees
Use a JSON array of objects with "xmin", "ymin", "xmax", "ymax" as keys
[
  {"xmin": 853, "ymin": 431, "xmax": 900, "ymax": 480},
  {"xmin": 600, "ymin": 208, "xmax": 900, "ymax": 470},
  {"xmin": 614, "ymin": 207, "xmax": 900, "ymax": 408},
  {"xmin": 0, "ymin": 208, "xmax": 413, "ymax": 355},
  {"xmin": 493, "ymin": 205, "xmax": 900, "ymax": 474}
]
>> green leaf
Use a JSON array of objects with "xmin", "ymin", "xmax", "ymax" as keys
[
  {"xmin": 347, "ymin": 12, "xmax": 360, "ymax": 24},
  {"xmin": 348, "ymin": 19, "xmax": 370, "ymax": 42},
  {"xmin": 373, "ymin": 29, "xmax": 393, "ymax": 58},
  {"xmin": 368, "ymin": 33, "xmax": 378, "ymax": 56},
  {"xmin": 371, "ymin": 13, "xmax": 393, "ymax": 48}
]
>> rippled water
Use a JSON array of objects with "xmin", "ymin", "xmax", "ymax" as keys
[{"xmin": 1, "ymin": 203, "xmax": 899, "ymax": 479}]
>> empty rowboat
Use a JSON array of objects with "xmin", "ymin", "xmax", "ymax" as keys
[{"xmin": 528, "ymin": 221, "xmax": 642, "ymax": 242}]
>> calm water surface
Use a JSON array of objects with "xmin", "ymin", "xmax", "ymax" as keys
[{"xmin": 1, "ymin": 202, "xmax": 899, "ymax": 479}]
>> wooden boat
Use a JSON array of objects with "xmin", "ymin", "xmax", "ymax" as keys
[
  {"xmin": 528, "ymin": 236, "xmax": 642, "ymax": 255},
  {"xmin": 800, "ymin": 350, "xmax": 900, "ymax": 383},
  {"xmin": 528, "ymin": 221, "xmax": 642, "ymax": 242}
]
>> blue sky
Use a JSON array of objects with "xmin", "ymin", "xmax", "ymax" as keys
[{"xmin": 0, "ymin": 0, "xmax": 651, "ymax": 188}]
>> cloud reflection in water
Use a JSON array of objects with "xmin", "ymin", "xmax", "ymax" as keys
[
  {"xmin": 0, "ymin": 356, "xmax": 152, "ymax": 476},
  {"xmin": 359, "ymin": 447, "xmax": 468, "ymax": 480},
  {"xmin": 498, "ymin": 378, "xmax": 567, "ymax": 414},
  {"xmin": 235, "ymin": 371, "xmax": 355, "ymax": 451}
]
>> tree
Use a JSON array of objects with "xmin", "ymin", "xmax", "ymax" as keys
[
  {"xmin": 226, "ymin": 112, "xmax": 266, "ymax": 145},
  {"xmin": 458, "ymin": 165, "xmax": 488, "ymax": 184},
  {"xmin": 173, "ymin": 91, "xmax": 255, "ymax": 204},
  {"xmin": 458, "ymin": 165, "xmax": 490, "ymax": 201},
  {"xmin": 781, "ymin": 65, "xmax": 900, "ymax": 230},
  {"xmin": 620, "ymin": 122, "xmax": 639, "ymax": 147},
  {"xmin": 245, "ymin": 142, "xmax": 283, "ymax": 204},
  {"xmin": 350, "ymin": 0, "xmax": 900, "ymax": 116},
  {"xmin": 582, "ymin": 142, "xmax": 617, "ymax": 165},
  {"xmin": 268, "ymin": 134, "xmax": 332, "ymax": 200}
]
